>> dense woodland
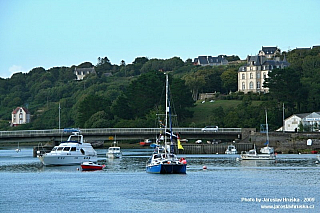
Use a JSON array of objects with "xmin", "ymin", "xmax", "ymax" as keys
[{"xmin": 0, "ymin": 48, "xmax": 320, "ymax": 131}]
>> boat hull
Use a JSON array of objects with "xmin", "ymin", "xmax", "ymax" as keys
[
  {"xmin": 38, "ymin": 155, "xmax": 97, "ymax": 166},
  {"xmin": 146, "ymin": 164, "xmax": 187, "ymax": 174},
  {"xmin": 240, "ymin": 154, "xmax": 276, "ymax": 160},
  {"xmin": 225, "ymin": 150, "xmax": 237, "ymax": 154},
  {"xmin": 81, "ymin": 164, "xmax": 105, "ymax": 171}
]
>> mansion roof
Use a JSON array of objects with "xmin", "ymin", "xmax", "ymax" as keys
[
  {"xmin": 194, "ymin": 55, "xmax": 228, "ymax": 66},
  {"xmin": 238, "ymin": 55, "xmax": 290, "ymax": 72}
]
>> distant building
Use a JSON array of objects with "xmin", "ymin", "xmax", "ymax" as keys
[
  {"xmin": 278, "ymin": 112, "xmax": 320, "ymax": 132},
  {"xmin": 11, "ymin": 107, "xmax": 30, "ymax": 126},
  {"xmin": 258, "ymin": 46, "xmax": 281, "ymax": 59},
  {"xmin": 194, "ymin": 55, "xmax": 228, "ymax": 66},
  {"xmin": 238, "ymin": 54, "xmax": 290, "ymax": 94},
  {"xmin": 74, "ymin": 67, "xmax": 96, "ymax": 80}
]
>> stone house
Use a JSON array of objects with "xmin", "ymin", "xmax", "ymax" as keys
[
  {"xmin": 193, "ymin": 55, "xmax": 228, "ymax": 66},
  {"xmin": 11, "ymin": 107, "xmax": 30, "ymax": 126},
  {"xmin": 258, "ymin": 46, "xmax": 281, "ymax": 59},
  {"xmin": 237, "ymin": 54, "xmax": 289, "ymax": 94}
]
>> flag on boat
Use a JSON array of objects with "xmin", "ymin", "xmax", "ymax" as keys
[
  {"xmin": 177, "ymin": 135, "xmax": 184, "ymax": 150},
  {"xmin": 264, "ymin": 140, "xmax": 269, "ymax": 145}
]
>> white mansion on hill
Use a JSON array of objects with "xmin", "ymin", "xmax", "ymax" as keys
[{"xmin": 238, "ymin": 46, "xmax": 290, "ymax": 94}]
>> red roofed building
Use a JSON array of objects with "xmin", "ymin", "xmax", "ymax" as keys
[{"xmin": 11, "ymin": 107, "xmax": 30, "ymax": 126}]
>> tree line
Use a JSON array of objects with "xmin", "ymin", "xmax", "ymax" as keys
[{"xmin": 0, "ymin": 48, "xmax": 319, "ymax": 131}]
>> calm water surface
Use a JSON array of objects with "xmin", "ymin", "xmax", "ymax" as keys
[{"xmin": 0, "ymin": 147, "xmax": 319, "ymax": 213}]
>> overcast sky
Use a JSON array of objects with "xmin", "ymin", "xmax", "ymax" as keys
[{"xmin": 0, "ymin": 0, "xmax": 319, "ymax": 78}]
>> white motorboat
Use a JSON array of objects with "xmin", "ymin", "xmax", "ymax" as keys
[
  {"xmin": 37, "ymin": 131, "xmax": 97, "ymax": 166},
  {"xmin": 240, "ymin": 145, "xmax": 276, "ymax": 160},
  {"xmin": 107, "ymin": 141, "xmax": 122, "ymax": 159},
  {"xmin": 225, "ymin": 144, "xmax": 237, "ymax": 154}
]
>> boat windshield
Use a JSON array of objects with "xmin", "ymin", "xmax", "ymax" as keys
[
  {"xmin": 51, "ymin": 147, "xmax": 58, "ymax": 151},
  {"xmin": 63, "ymin": 147, "xmax": 70, "ymax": 151},
  {"xmin": 57, "ymin": 147, "xmax": 64, "ymax": 151}
]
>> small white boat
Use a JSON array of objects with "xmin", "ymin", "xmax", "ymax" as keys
[
  {"xmin": 225, "ymin": 144, "xmax": 237, "ymax": 154},
  {"xmin": 260, "ymin": 146, "xmax": 274, "ymax": 154},
  {"xmin": 16, "ymin": 142, "xmax": 21, "ymax": 153},
  {"xmin": 107, "ymin": 141, "xmax": 122, "ymax": 159},
  {"xmin": 240, "ymin": 145, "xmax": 276, "ymax": 160},
  {"xmin": 37, "ymin": 131, "xmax": 97, "ymax": 166}
]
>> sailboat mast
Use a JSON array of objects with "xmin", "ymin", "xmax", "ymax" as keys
[
  {"xmin": 165, "ymin": 73, "xmax": 169, "ymax": 154},
  {"xmin": 266, "ymin": 109, "xmax": 269, "ymax": 145}
]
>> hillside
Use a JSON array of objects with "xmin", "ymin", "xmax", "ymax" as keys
[{"xmin": 183, "ymin": 99, "xmax": 263, "ymax": 128}]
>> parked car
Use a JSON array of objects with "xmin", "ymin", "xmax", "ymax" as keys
[
  {"xmin": 201, "ymin": 126, "xmax": 219, "ymax": 132},
  {"xmin": 195, "ymin": 140, "xmax": 202, "ymax": 144}
]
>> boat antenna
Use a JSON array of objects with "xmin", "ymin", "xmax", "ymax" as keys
[{"xmin": 265, "ymin": 109, "xmax": 269, "ymax": 146}]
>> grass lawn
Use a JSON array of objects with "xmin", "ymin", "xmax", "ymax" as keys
[{"xmin": 184, "ymin": 99, "xmax": 263, "ymax": 127}]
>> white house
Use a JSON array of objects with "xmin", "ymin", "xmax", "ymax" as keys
[
  {"xmin": 278, "ymin": 112, "xmax": 320, "ymax": 132},
  {"xmin": 11, "ymin": 107, "xmax": 30, "ymax": 126},
  {"xmin": 74, "ymin": 67, "xmax": 96, "ymax": 80}
]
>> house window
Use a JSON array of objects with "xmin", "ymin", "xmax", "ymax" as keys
[
  {"xmin": 257, "ymin": 72, "xmax": 260, "ymax": 79},
  {"xmin": 257, "ymin": 82, "xmax": 260, "ymax": 89},
  {"xmin": 263, "ymin": 73, "xmax": 267, "ymax": 79},
  {"xmin": 249, "ymin": 82, "xmax": 254, "ymax": 89},
  {"xmin": 250, "ymin": 73, "xmax": 253, "ymax": 79},
  {"xmin": 242, "ymin": 82, "xmax": 245, "ymax": 90},
  {"xmin": 242, "ymin": 74, "xmax": 245, "ymax": 79}
]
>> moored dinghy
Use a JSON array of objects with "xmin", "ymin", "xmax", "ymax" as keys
[{"xmin": 81, "ymin": 161, "xmax": 105, "ymax": 171}]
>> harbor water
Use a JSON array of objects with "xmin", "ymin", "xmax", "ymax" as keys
[{"xmin": 0, "ymin": 147, "xmax": 319, "ymax": 213}]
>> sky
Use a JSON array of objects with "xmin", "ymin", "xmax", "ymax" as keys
[{"xmin": 0, "ymin": 0, "xmax": 319, "ymax": 79}]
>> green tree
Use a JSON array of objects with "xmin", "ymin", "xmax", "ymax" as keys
[
  {"xmin": 221, "ymin": 68, "xmax": 238, "ymax": 93},
  {"xmin": 77, "ymin": 94, "xmax": 112, "ymax": 127}
]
